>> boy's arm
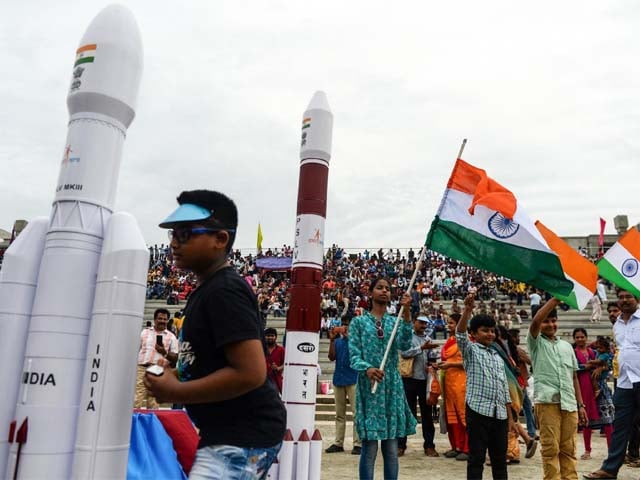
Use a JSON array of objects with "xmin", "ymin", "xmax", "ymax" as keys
[
  {"xmin": 529, "ymin": 298, "xmax": 560, "ymax": 338},
  {"xmin": 144, "ymin": 338, "xmax": 267, "ymax": 404},
  {"xmin": 457, "ymin": 293, "xmax": 475, "ymax": 334}
]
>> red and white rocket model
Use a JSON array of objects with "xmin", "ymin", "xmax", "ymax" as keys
[
  {"xmin": 279, "ymin": 91, "xmax": 333, "ymax": 479},
  {"xmin": 0, "ymin": 5, "xmax": 147, "ymax": 479}
]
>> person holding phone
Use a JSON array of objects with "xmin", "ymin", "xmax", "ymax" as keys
[
  {"xmin": 134, "ymin": 308, "xmax": 179, "ymax": 408},
  {"xmin": 144, "ymin": 190, "xmax": 285, "ymax": 479}
]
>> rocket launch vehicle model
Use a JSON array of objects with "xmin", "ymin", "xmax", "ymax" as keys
[
  {"xmin": 0, "ymin": 5, "xmax": 147, "ymax": 479},
  {"xmin": 279, "ymin": 91, "xmax": 333, "ymax": 479}
]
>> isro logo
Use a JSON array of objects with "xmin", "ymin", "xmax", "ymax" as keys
[
  {"xmin": 307, "ymin": 228, "xmax": 323, "ymax": 246},
  {"xmin": 61, "ymin": 145, "xmax": 80, "ymax": 165},
  {"xmin": 297, "ymin": 342, "xmax": 316, "ymax": 353}
]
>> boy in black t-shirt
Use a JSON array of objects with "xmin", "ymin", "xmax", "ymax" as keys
[{"xmin": 145, "ymin": 190, "xmax": 286, "ymax": 479}]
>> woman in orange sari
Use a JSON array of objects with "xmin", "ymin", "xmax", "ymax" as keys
[{"xmin": 438, "ymin": 313, "xmax": 469, "ymax": 461}]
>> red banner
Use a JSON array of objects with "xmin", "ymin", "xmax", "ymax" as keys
[{"xmin": 598, "ymin": 217, "xmax": 606, "ymax": 257}]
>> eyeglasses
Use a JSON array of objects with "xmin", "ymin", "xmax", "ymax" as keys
[
  {"xmin": 375, "ymin": 320, "xmax": 384, "ymax": 339},
  {"xmin": 168, "ymin": 227, "xmax": 219, "ymax": 244}
]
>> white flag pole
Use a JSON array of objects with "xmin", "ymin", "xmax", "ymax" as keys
[
  {"xmin": 371, "ymin": 246, "xmax": 426, "ymax": 394},
  {"xmin": 370, "ymin": 139, "xmax": 467, "ymax": 394}
]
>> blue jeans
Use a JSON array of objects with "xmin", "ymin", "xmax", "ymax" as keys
[
  {"xmin": 188, "ymin": 443, "xmax": 281, "ymax": 480},
  {"xmin": 359, "ymin": 439, "xmax": 398, "ymax": 480},
  {"xmin": 522, "ymin": 389, "xmax": 536, "ymax": 438},
  {"xmin": 601, "ymin": 383, "xmax": 640, "ymax": 474}
]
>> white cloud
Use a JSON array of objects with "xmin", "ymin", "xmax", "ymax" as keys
[{"xmin": 1, "ymin": 0, "xmax": 639, "ymax": 252}]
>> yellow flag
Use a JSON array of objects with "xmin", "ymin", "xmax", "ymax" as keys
[{"xmin": 257, "ymin": 223, "xmax": 263, "ymax": 250}]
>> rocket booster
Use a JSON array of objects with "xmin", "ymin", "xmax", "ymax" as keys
[
  {"xmin": 7, "ymin": 5, "xmax": 143, "ymax": 478},
  {"xmin": 71, "ymin": 212, "xmax": 149, "ymax": 479},
  {"xmin": 0, "ymin": 218, "xmax": 48, "ymax": 474},
  {"xmin": 280, "ymin": 91, "xmax": 332, "ymax": 478},
  {"xmin": 308, "ymin": 429, "xmax": 322, "ymax": 480}
]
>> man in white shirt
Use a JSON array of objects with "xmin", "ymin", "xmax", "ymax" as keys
[
  {"xmin": 134, "ymin": 308, "xmax": 179, "ymax": 408},
  {"xmin": 529, "ymin": 290, "xmax": 542, "ymax": 317},
  {"xmin": 585, "ymin": 289, "xmax": 640, "ymax": 479}
]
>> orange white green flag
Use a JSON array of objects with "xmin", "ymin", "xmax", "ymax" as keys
[
  {"xmin": 597, "ymin": 228, "xmax": 640, "ymax": 297},
  {"xmin": 535, "ymin": 221, "xmax": 598, "ymax": 310},
  {"xmin": 426, "ymin": 158, "xmax": 596, "ymax": 309}
]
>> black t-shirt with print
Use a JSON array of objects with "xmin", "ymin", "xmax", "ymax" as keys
[{"xmin": 178, "ymin": 266, "xmax": 286, "ymax": 448}]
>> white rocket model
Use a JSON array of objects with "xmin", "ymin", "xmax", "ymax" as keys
[
  {"xmin": 1, "ymin": 5, "xmax": 146, "ymax": 479},
  {"xmin": 280, "ymin": 92, "xmax": 333, "ymax": 479}
]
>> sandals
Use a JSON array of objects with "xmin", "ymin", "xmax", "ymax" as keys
[
  {"xmin": 582, "ymin": 470, "xmax": 617, "ymax": 479},
  {"xmin": 580, "ymin": 451, "xmax": 591, "ymax": 460}
]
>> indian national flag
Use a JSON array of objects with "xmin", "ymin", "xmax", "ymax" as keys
[
  {"xmin": 597, "ymin": 228, "xmax": 640, "ymax": 297},
  {"xmin": 426, "ymin": 158, "xmax": 596, "ymax": 309},
  {"xmin": 75, "ymin": 44, "xmax": 96, "ymax": 67},
  {"xmin": 535, "ymin": 221, "xmax": 598, "ymax": 310}
]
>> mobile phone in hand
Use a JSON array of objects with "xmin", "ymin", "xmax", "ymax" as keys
[
  {"xmin": 156, "ymin": 335, "xmax": 163, "ymax": 346},
  {"xmin": 146, "ymin": 365, "xmax": 164, "ymax": 376}
]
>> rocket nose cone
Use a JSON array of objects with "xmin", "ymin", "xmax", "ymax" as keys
[
  {"xmin": 81, "ymin": 4, "xmax": 143, "ymax": 60},
  {"xmin": 68, "ymin": 4, "xmax": 143, "ymax": 120},
  {"xmin": 306, "ymin": 91, "xmax": 331, "ymax": 112},
  {"xmin": 101, "ymin": 212, "xmax": 147, "ymax": 255}
]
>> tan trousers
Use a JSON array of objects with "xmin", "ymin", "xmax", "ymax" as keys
[
  {"xmin": 134, "ymin": 365, "xmax": 159, "ymax": 409},
  {"xmin": 535, "ymin": 403, "xmax": 578, "ymax": 480},
  {"xmin": 333, "ymin": 384, "xmax": 360, "ymax": 447}
]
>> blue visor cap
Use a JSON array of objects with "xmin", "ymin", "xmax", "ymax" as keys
[{"xmin": 159, "ymin": 203, "xmax": 214, "ymax": 228}]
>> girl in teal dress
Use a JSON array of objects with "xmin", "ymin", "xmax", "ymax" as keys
[{"xmin": 349, "ymin": 277, "xmax": 417, "ymax": 480}]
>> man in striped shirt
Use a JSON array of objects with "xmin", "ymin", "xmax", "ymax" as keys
[{"xmin": 456, "ymin": 294, "xmax": 513, "ymax": 480}]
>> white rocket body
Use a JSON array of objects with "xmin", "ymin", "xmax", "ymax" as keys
[
  {"xmin": 71, "ymin": 213, "xmax": 148, "ymax": 479},
  {"xmin": 7, "ymin": 5, "xmax": 143, "ymax": 478},
  {"xmin": 280, "ymin": 92, "xmax": 332, "ymax": 479},
  {"xmin": 0, "ymin": 218, "xmax": 48, "ymax": 474}
]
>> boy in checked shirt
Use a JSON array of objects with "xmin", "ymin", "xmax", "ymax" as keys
[{"xmin": 456, "ymin": 293, "xmax": 514, "ymax": 480}]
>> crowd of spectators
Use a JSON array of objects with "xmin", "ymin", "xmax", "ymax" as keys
[{"xmin": 146, "ymin": 244, "xmax": 538, "ymax": 327}]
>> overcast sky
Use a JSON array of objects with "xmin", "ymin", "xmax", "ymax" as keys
[{"xmin": 2, "ymin": 1, "xmax": 639, "ymax": 252}]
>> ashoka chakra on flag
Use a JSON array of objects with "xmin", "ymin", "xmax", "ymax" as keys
[
  {"xmin": 622, "ymin": 258, "xmax": 639, "ymax": 278},
  {"xmin": 488, "ymin": 212, "xmax": 520, "ymax": 239}
]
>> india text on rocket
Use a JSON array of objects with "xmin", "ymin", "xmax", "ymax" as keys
[
  {"xmin": 1, "ymin": 5, "xmax": 146, "ymax": 479},
  {"xmin": 279, "ymin": 91, "xmax": 333, "ymax": 479}
]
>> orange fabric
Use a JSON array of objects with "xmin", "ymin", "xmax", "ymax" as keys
[
  {"xmin": 535, "ymin": 220, "xmax": 597, "ymax": 291},
  {"xmin": 76, "ymin": 44, "xmax": 97, "ymax": 53},
  {"xmin": 446, "ymin": 158, "xmax": 517, "ymax": 219},
  {"xmin": 427, "ymin": 366, "xmax": 441, "ymax": 405},
  {"xmin": 619, "ymin": 227, "xmax": 640, "ymax": 260},
  {"xmin": 441, "ymin": 337, "xmax": 466, "ymax": 426}
]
